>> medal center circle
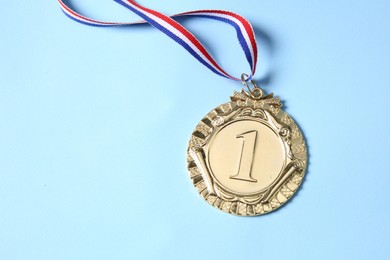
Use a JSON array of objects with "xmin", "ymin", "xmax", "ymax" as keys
[{"xmin": 208, "ymin": 119, "xmax": 286, "ymax": 195}]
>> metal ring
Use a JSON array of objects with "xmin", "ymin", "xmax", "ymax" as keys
[
  {"xmin": 241, "ymin": 73, "xmax": 263, "ymax": 98},
  {"xmin": 241, "ymin": 73, "xmax": 260, "ymax": 90},
  {"xmin": 241, "ymin": 73, "xmax": 251, "ymax": 93}
]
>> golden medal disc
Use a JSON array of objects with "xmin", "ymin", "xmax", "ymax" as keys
[{"xmin": 186, "ymin": 78, "xmax": 307, "ymax": 216}]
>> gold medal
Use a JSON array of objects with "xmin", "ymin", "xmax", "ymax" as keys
[{"xmin": 187, "ymin": 77, "xmax": 307, "ymax": 216}]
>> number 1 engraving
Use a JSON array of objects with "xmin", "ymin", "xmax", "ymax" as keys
[{"xmin": 230, "ymin": 130, "xmax": 258, "ymax": 182}]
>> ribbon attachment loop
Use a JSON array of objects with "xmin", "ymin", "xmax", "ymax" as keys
[{"xmin": 241, "ymin": 73, "xmax": 264, "ymax": 99}]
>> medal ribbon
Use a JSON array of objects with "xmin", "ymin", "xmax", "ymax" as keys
[{"xmin": 58, "ymin": 0, "xmax": 258, "ymax": 81}]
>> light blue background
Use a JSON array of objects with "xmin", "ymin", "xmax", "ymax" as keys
[{"xmin": 1, "ymin": 1, "xmax": 390, "ymax": 259}]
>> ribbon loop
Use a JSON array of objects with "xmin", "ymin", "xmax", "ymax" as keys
[{"xmin": 58, "ymin": 0, "xmax": 258, "ymax": 81}]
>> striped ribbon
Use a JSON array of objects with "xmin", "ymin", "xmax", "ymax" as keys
[{"xmin": 58, "ymin": 0, "xmax": 258, "ymax": 81}]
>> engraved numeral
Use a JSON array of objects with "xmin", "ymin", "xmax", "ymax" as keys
[{"xmin": 230, "ymin": 130, "xmax": 258, "ymax": 183}]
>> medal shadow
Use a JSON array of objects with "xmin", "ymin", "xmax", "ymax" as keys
[
  {"xmin": 177, "ymin": 18, "xmax": 276, "ymax": 85},
  {"xmin": 251, "ymin": 25, "xmax": 275, "ymax": 86}
]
